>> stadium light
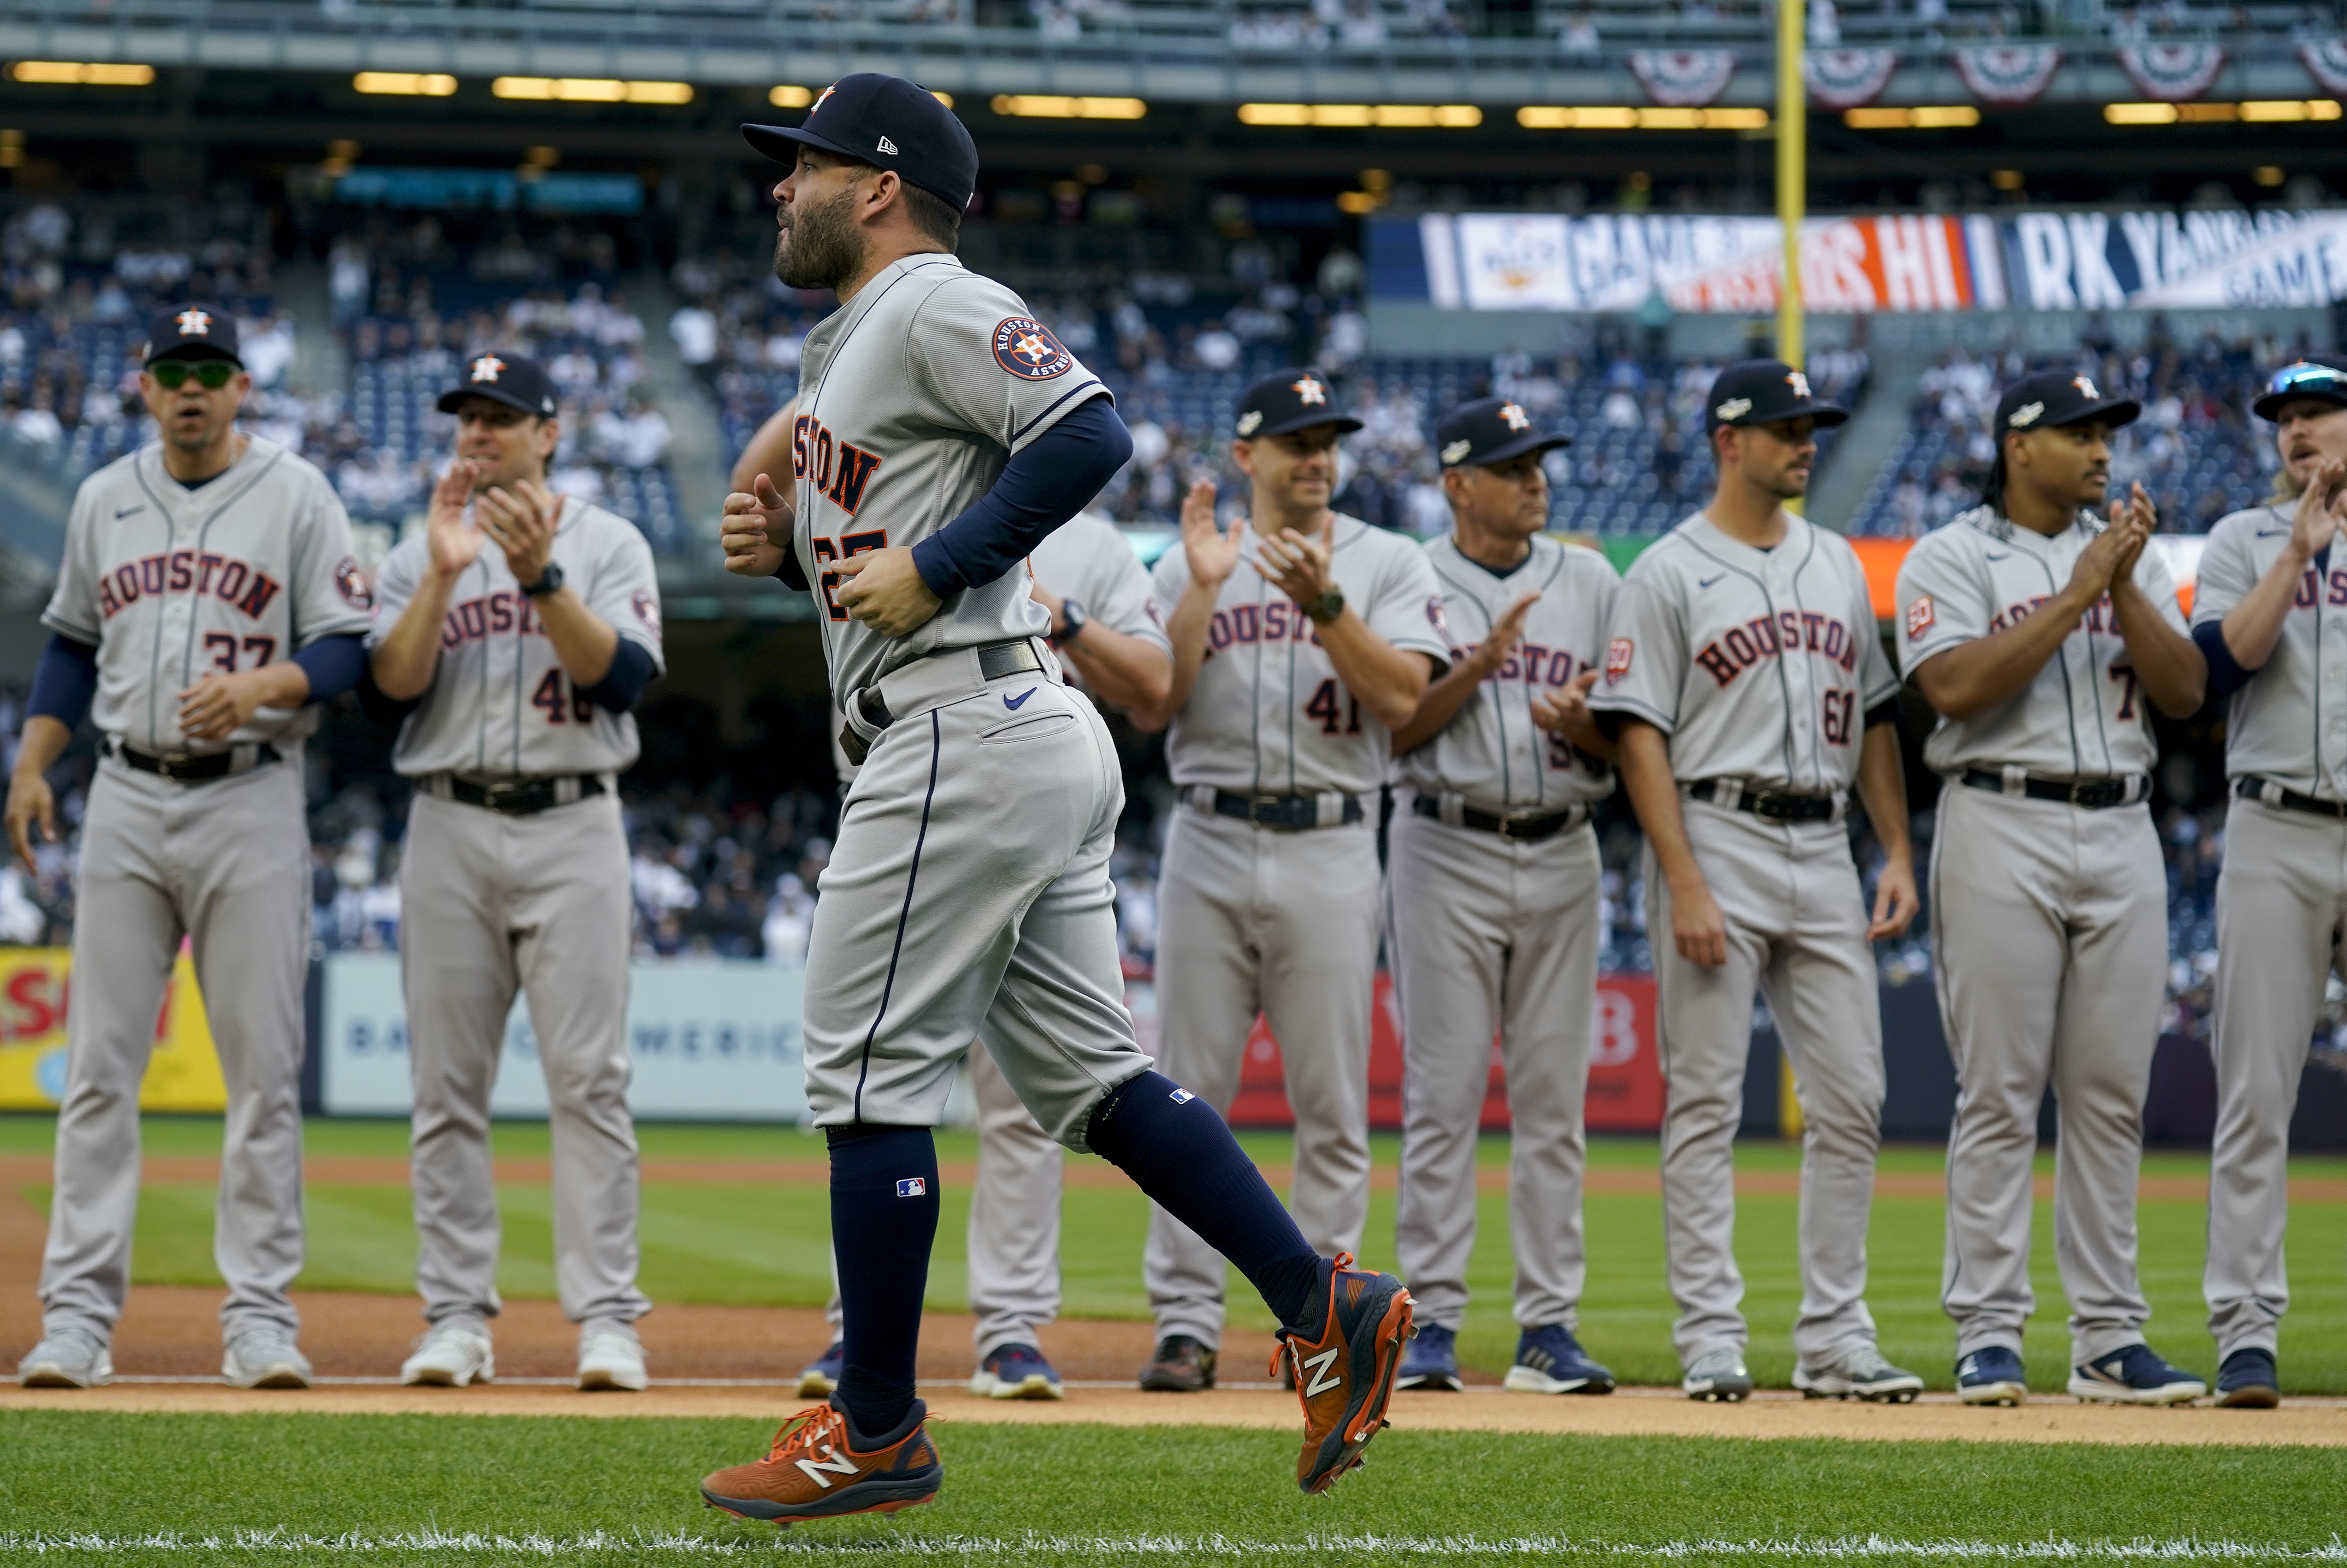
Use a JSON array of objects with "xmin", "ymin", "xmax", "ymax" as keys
[
  {"xmin": 1842, "ymin": 105, "xmax": 1980, "ymax": 129},
  {"xmin": 9, "ymin": 61, "xmax": 155, "ymax": 85},
  {"xmin": 354, "ymin": 72, "xmax": 456, "ymax": 96},
  {"xmin": 2104, "ymin": 101, "xmax": 2247, "ymax": 123},
  {"xmin": 770, "ymin": 85, "xmax": 813, "ymax": 108},
  {"xmin": 2240, "ymin": 99, "xmax": 2342, "ymax": 121},
  {"xmin": 1240, "ymin": 103, "xmax": 1482, "ymax": 127},
  {"xmin": 492, "ymin": 77, "xmax": 693, "ymax": 104},
  {"xmin": 990, "ymin": 95, "xmax": 1146, "ymax": 119},
  {"xmin": 1517, "ymin": 106, "xmax": 1767, "ymax": 130}
]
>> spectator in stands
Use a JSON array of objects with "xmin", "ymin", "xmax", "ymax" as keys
[{"xmin": 668, "ymin": 300, "xmax": 717, "ymax": 373}]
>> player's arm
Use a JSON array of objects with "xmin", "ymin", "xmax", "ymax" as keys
[
  {"xmin": 2103, "ymin": 486, "xmax": 2205, "ymax": 717},
  {"xmin": 1854, "ymin": 712, "xmax": 1918, "ymax": 941},
  {"xmin": 731, "ymin": 397, "xmax": 799, "ymax": 496},
  {"xmin": 723, "ymin": 396, "xmax": 800, "ymax": 583},
  {"xmin": 1255, "ymin": 529, "xmax": 1432, "ymax": 731},
  {"xmin": 1132, "ymin": 479, "xmax": 1241, "ymax": 732},
  {"xmin": 1033, "ymin": 585, "xmax": 1172, "ymax": 712},
  {"xmin": 2213, "ymin": 459, "xmax": 2346, "ymax": 673},
  {"xmin": 374, "ymin": 461, "xmax": 488, "ymax": 700},
  {"xmin": 1390, "ymin": 591, "xmax": 1538, "ymax": 755},
  {"xmin": 476, "ymin": 479, "xmax": 621, "ymax": 686},
  {"xmin": 1530, "ymin": 670, "xmax": 1617, "ymax": 763},
  {"xmin": 1910, "ymin": 521, "xmax": 2134, "ymax": 720},
  {"xmin": 1617, "ymin": 718, "xmax": 1726, "ymax": 968},
  {"xmin": 6, "ymin": 631, "xmax": 95, "ymax": 872}
]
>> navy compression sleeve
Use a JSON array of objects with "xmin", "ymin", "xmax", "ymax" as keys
[
  {"xmin": 292, "ymin": 633, "xmax": 367, "ymax": 704},
  {"xmin": 579, "ymin": 637, "xmax": 655, "ymax": 714},
  {"xmin": 26, "ymin": 633, "xmax": 98, "ymax": 730},
  {"xmin": 2193, "ymin": 619, "xmax": 2255, "ymax": 700},
  {"xmin": 909, "ymin": 395, "xmax": 1132, "ymax": 599}
]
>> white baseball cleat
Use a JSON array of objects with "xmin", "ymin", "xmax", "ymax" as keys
[
  {"xmin": 223, "ymin": 1327, "xmax": 313, "ymax": 1389},
  {"xmin": 19, "ymin": 1325, "xmax": 112, "ymax": 1389},
  {"xmin": 1682, "ymin": 1346, "xmax": 1754, "ymax": 1402},
  {"xmin": 576, "ymin": 1323, "xmax": 648, "ymax": 1392},
  {"xmin": 401, "ymin": 1319, "xmax": 496, "ymax": 1386},
  {"xmin": 1794, "ymin": 1343, "xmax": 1923, "ymax": 1403}
]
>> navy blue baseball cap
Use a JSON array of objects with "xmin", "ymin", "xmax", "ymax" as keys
[
  {"xmin": 2253, "ymin": 354, "xmax": 2347, "ymax": 422},
  {"xmin": 1235, "ymin": 368, "xmax": 1362, "ymax": 440},
  {"xmin": 1994, "ymin": 368, "xmax": 2139, "ymax": 436},
  {"xmin": 1704, "ymin": 359, "xmax": 1848, "ymax": 435},
  {"xmin": 145, "ymin": 303, "xmax": 241, "ymax": 365},
  {"xmin": 437, "ymin": 350, "xmax": 560, "ymax": 418},
  {"xmin": 741, "ymin": 73, "xmax": 979, "ymax": 211},
  {"xmin": 1436, "ymin": 395, "xmax": 1571, "ymax": 468}
]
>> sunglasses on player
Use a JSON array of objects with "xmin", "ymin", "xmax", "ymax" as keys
[
  {"xmin": 148, "ymin": 359, "xmax": 239, "ymax": 390},
  {"xmin": 2267, "ymin": 362, "xmax": 2346, "ymax": 397}
]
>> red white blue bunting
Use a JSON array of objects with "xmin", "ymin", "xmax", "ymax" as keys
[
  {"xmin": 1628, "ymin": 49, "xmax": 1738, "ymax": 108},
  {"xmin": 1806, "ymin": 48, "xmax": 1900, "ymax": 110},
  {"xmin": 1953, "ymin": 45, "xmax": 2062, "ymax": 106},
  {"xmin": 2300, "ymin": 39, "xmax": 2347, "ymax": 97},
  {"xmin": 2117, "ymin": 42, "xmax": 2228, "ymax": 102}
]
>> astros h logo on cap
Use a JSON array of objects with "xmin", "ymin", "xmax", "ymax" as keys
[
  {"xmin": 176, "ymin": 308, "xmax": 212, "ymax": 337},
  {"xmin": 1292, "ymin": 375, "xmax": 1327, "ymax": 405},
  {"xmin": 471, "ymin": 355, "xmax": 506, "ymax": 383}
]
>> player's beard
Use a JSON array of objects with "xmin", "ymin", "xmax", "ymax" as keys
[{"xmin": 774, "ymin": 185, "xmax": 863, "ymax": 291}]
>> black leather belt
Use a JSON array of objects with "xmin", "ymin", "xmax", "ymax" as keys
[
  {"xmin": 1410, "ymin": 795, "xmax": 1582, "ymax": 841},
  {"xmin": 1207, "ymin": 789, "xmax": 1366, "ymax": 831},
  {"xmin": 443, "ymin": 774, "xmax": 606, "ymax": 816},
  {"xmin": 840, "ymin": 638, "xmax": 1045, "ymax": 765},
  {"xmin": 1686, "ymin": 779, "xmax": 1836, "ymax": 822},
  {"xmin": 109, "ymin": 740, "xmax": 279, "ymax": 783},
  {"xmin": 2236, "ymin": 777, "xmax": 2347, "ymax": 819},
  {"xmin": 1961, "ymin": 768, "xmax": 2141, "ymax": 810}
]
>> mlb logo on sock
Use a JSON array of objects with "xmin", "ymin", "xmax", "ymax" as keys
[
  {"xmin": 896, "ymin": 1178, "xmax": 927, "ymax": 1197},
  {"xmin": 1168, "ymin": 1088, "xmax": 1194, "ymax": 1105}
]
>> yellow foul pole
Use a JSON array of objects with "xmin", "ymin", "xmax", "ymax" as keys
[{"xmin": 1776, "ymin": 0, "xmax": 1805, "ymax": 374}]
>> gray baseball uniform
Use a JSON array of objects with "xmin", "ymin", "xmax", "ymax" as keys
[
  {"xmin": 369, "ymin": 498, "xmax": 664, "ymax": 1332},
  {"xmin": 1895, "ymin": 504, "xmax": 2181, "ymax": 1364},
  {"xmin": 964, "ymin": 513, "xmax": 1168, "ymax": 1360},
  {"xmin": 1387, "ymin": 534, "xmax": 1618, "ymax": 1335},
  {"xmin": 2191, "ymin": 498, "xmax": 2343, "ymax": 1361},
  {"xmin": 1144, "ymin": 514, "xmax": 1447, "ymax": 1349},
  {"xmin": 790, "ymin": 254, "xmax": 1149, "ymax": 1147},
  {"xmin": 36, "ymin": 437, "xmax": 371, "ymax": 1345},
  {"xmin": 1589, "ymin": 510, "xmax": 1898, "ymax": 1372}
]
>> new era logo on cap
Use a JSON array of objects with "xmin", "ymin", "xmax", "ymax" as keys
[
  {"xmin": 877, "ymin": 135, "xmax": 899, "ymax": 154},
  {"xmin": 896, "ymin": 1178, "xmax": 927, "ymax": 1197}
]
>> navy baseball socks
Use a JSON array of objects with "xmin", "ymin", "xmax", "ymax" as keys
[{"xmin": 825, "ymin": 1124, "xmax": 940, "ymax": 1439}]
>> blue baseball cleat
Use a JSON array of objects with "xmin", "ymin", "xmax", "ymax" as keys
[
  {"xmin": 796, "ymin": 1339, "xmax": 845, "ymax": 1399},
  {"xmin": 2215, "ymin": 1347, "xmax": 2280, "ymax": 1408},
  {"xmin": 1956, "ymin": 1345, "xmax": 2028, "ymax": 1406},
  {"xmin": 969, "ymin": 1341, "xmax": 1064, "ymax": 1400},
  {"xmin": 1505, "ymin": 1323, "xmax": 1615, "ymax": 1395},
  {"xmin": 1393, "ymin": 1321, "xmax": 1462, "ymax": 1391},
  {"xmin": 2068, "ymin": 1343, "xmax": 2206, "ymax": 1405}
]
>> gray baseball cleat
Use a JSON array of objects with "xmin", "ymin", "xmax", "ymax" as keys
[
  {"xmin": 1683, "ymin": 1346, "xmax": 1754, "ymax": 1402},
  {"xmin": 401, "ymin": 1319, "xmax": 496, "ymax": 1386},
  {"xmin": 223, "ymin": 1327, "xmax": 314, "ymax": 1390},
  {"xmin": 20, "ymin": 1325, "xmax": 113, "ymax": 1389},
  {"xmin": 1795, "ymin": 1343, "xmax": 1923, "ymax": 1402}
]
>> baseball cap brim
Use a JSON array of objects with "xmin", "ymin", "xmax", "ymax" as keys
[
  {"xmin": 2046, "ymin": 396, "xmax": 2141, "ymax": 431},
  {"xmin": 1250, "ymin": 411, "xmax": 1365, "ymax": 439},
  {"xmin": 437, "ymin": 385, "xmax": 545, "ymax": 417},
  {"xmin": 147, "ymin": 342, "xmax": 241, "ymax": 366},
  {"xmin": 742, "ymin": 121, "xmax": 865, "ymax": 168},
  {"xmin": 2254, "ymin": 387, "xmax": 2347, "ymax": 421},
  {"xmin": 1469, "ymin": 431, "xmax": 1573, "ymax": 465}
]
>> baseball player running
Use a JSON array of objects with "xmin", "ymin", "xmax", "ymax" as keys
[
  {"xmin": 2189, "ymin": 354, "xmax": 2347, "ymax": 1408},
  {"xmin": 366, "ymin": 350, "xmax": 665, "ymax": 1393},
  {"xmin": 1895, "ymin": 368, "xmax": 2208, "ymax": 1406},
  {"xmin": 9, "ymin": 306, "xmax": 372, "ymax": 1390},
  {"xmin": 704, "ymin": 75, "xmax": 1413, "ymax": 1523},
  {"xmin": 733, "ymin": 408, "xmax": 1175, "ymax": 1400},
  {"xmin": 1385, "ymin": 396, "xmax": 1620, "ymax": 1396},
  {"xmin": 1591, "ymin": 360, "xmax": 1923, "ymax": 1404},
  {"xmin": 1132, "ymin": 368, "xmax": 1447, "ymax": 1394}
]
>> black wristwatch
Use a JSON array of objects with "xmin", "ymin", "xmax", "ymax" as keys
[
  {"xmin": 1051, "ymin": 598, "xmax": 1088, "ymax": 647},
  {"xmin": 521, "ymin": 562, "xmax": 565, "ymax": 597},
  {"xmin": 1303, "ymin": 586, "xmax": 1346, "ymax": 625}
]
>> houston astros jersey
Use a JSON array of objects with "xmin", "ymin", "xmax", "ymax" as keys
[
  {"xmin": 2193, "ymin": 498, "xmax": 2347, "ymax": 797},
  {"xmin": 42, "ymin": 436, "xmax": 373, "ymax": 754},
  {"xmin": 1395, "ymin": 533, "xmax": 1619, "ymax": 811},
  {"xmin": 1591, "ymin": 511, "xmax": 1895, "ymax": 792},
  {"xmin": 1152, "ymin": 513, "xmax": 1449, "ymax": 797},
  {"xmin": 369, "ymin": 498, "xmax": 664, "ymax": 778},
  {"xmin": 1026, "ymin": 512, "xmax": 1170, "ymax": 699},
  {"xmin": 788, "ymin": 253, "xmax": 1109, "ymax": 710},
  {"xmin": 1895, "ymin": 505, "xmax": 2184, "ymax": 777}
]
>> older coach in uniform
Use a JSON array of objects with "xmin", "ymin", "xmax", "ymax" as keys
[
  {"xmin": 367, "ymin": 351, "xmax": 665, "ymax": 1392},
  {"xmin": 1132, "ymin": 370, "xmax": 1447, "ymax": 1392},
  {"xmin": 10, "ymin": 306, "xmax": 371, "ymax": 1390},
  {"xmin": 1385, "ymin": 397, "xmax": 1620, "ymax": 1397}
]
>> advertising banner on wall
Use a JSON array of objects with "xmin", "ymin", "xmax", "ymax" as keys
[
  {"xmin": 0, "ymin": 948, "xmax": 227, "ymax": 1113},
  {"xmin": 318, "ymin": 953, "xmax": 807, "ymax": 1120},
  {"xmin": 1378, "ymin": 206, "xmax": 2347, "ymax": 315}
]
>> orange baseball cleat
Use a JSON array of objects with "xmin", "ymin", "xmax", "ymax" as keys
[
  {"xmin": 700, "ymin": 1398, "xmax": 942, "ymax": 1524},
  {"xmin": 1271, "ymin": 1253, "xmax": 1416, "ymax": 1494}
]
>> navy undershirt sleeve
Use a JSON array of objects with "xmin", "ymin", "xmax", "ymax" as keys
[
  {"xmin": 909, "ymin": 395, "xmax": 1131, "ymax": 599},
  {"xmin": 579, "ymin": 638, "xmax": 655, "ymax": 714},
  {"xmin": 1863, "ymin": 695, "xmax": 1901, "ymax": 730},
  {"xmin": 774, "ymin": 549, "xmax": 810, "ymax": 593},
  {"xmin": 26, "ymin": 633, "xmax": 98, "ymax": 730},
  {"xmin": 291, "ymin": 633, "xmax": 366, "ymax": 704},
  {"xmin": 355, "ymin": 662, "xmax": 421, "ymax": 730},
  {"xmin": 2195, "ymin": 620, "xmax": 2254, "ymax": 700}
]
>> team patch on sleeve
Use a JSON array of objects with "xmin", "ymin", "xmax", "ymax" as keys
[
  {"xmin": 1904, "ymin": 595, "xmax": 1935, "ymax": 641},
  {"xmin": 1425, "ymin": 595, "xmax": 1449, "ymax": 636},
  {"xmin": 632, "ymin": 589, "xmax": 662, "ymax": 636},
  {"xmin": 1605, "ymin": 637, "xmax": 1634, "ymax": 685},
  {"xmin": 992, "ymin": 317, "xmax": 1074, "ymax": 380},
  {"xmin": 334, "ymin": 557, "xmax": 373, "ymax": 609}
]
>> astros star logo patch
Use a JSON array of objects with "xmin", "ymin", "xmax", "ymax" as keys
[
  {"xmin": 1499, "ymin": 402, "xmax": 1531, "ymax": 431},
  {"xmin": 470, "ymin": 354, "xmax": 506, "ymax": 384},
  {"xmin": 2073, "ymin": 374, "xmax": 2101, "ymax": 399},
  {"xmin": 1785, "ymin": 370, "xmax": 1812, "ymax": 399},
  {"xmin": 992, "ymin": 318, "xmax": 1073, "ymax": 380},
  {"xmin": 175, "ymin": 308, "xmax": 211, "ymax": 337},
  {"xmin": 1292, "ymin": 374, "xmax": 1328, "ymax": 405}
]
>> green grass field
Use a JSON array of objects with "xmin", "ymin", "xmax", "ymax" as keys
[
  {"xmin": 6, "ymin": 1114, "xmax": 2347, "ymax": 1393},
  {"xmin": 2, "ymin": 1413, "xmax": 2346, "ymax": 1565}
]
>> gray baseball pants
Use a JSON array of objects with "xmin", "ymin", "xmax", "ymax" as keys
[
  {"xmin": 39, "ymin": 754, "xmax": 310, "ymax": 1343},
  {"xmin": 1645, "ymin": 799, "xmax": 1886, "ymax": 1372},
  {"xmin": 1931, "ymin": 783, "xmax": 2164, "ymax": 1365},
  {"xmin": 1144, "ymin": 805, "xmax": 1379, "ymax": 1349},
  {"xmin": 398, "ymin": 788, "xmax": 650, "ymax": 1329},
  {"xmin": 1386, "ymin": 802, "xmax": 1598, "ymax": 1333},
  {"xmin": 2205, "ymin": 793, "xmax": 2342, "ymax": 1359}
]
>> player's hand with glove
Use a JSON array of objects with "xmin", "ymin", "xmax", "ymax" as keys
[
  {"xmin": 835, "ymin": 547, "xmax": 943, "ymax": 638},
  {"xmin": 722, "ymin": 474, "xmax": 794, "ymax": 578}
]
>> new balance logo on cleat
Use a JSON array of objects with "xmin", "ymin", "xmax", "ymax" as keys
[{"xmin": 1298, "ymin": 1346, "xmax": 1342, "ymax": 1396}]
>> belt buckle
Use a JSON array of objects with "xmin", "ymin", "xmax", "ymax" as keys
[
  {"xmin": 1497, "ymin": 815, "xmax": 1535, "ymax": 840},
  {"xmin": 2071, "ymin": 780, "xmax": 2118, "ymax": 809},
  {"xmin": 482, "ymin": 780, "xmax": 528, "ymax": 813},
  {"xmin": 155, "ymin": 754, "xmax": 196, "ymax": 781},
  {"xmin": 1748, "ymin": 790, "xmax": 1794, "ymax": 821},
  {"xmin": 1250, "ymin": 794, "xmax": 1294, "ymax": 828}
]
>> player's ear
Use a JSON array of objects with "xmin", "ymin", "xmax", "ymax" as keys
[{"xmin": 1230, "ymin": 438, "xmax": 1256, "ymax": 477}]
